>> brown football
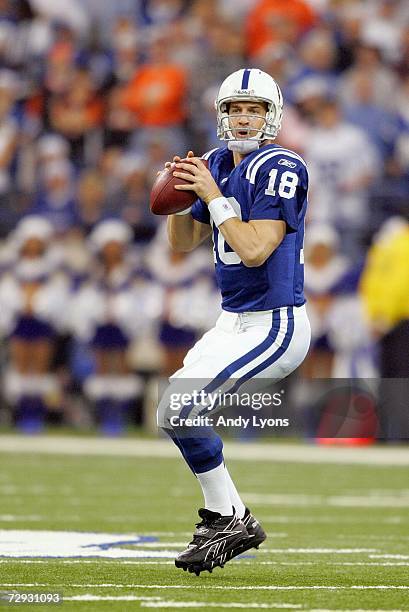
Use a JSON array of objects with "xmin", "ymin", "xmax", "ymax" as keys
[{"xmin": 150, "ymin": 159, "xmax": 208, "ymax": 215}]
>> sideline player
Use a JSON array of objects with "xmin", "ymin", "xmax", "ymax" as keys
[{"xmin": 157, "ymin": 69, "xmax": 311, "ymax": 575}]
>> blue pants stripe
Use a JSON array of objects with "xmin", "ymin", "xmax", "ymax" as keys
[
  {"xmin": 197, "ymin": 307, "xmax": 294, "ymax": 416},
  {"xmin": 179, "ymin": 309, "xmax": 282, "ymax": 419},
  {"xmin": 227, "ymin": 306, "xmax": 295, "ymax": 395}
]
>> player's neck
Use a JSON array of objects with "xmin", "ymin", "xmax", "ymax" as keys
[
  {"xmin": 232, "ymin": 151, "xmax": 246, "ymax": 166},
  {"xmin": 232, "ymin": 140, "xmax": 274, "ymax": 167}
]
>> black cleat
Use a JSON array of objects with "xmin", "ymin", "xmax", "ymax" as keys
[
  {"xmin": 175, "ymin": 508, "xmax": 248, "ymax": 575},
  {"xmin": 242, "ymin": 507, "xmax": 267, "ymax": 549},
  {"xmin": 230, "ymin": 507, "xmax": 267, "ymax": 557}
]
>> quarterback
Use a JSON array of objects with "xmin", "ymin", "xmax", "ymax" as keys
[{"xmin": 157, "ymin": 69, "xmax": 311, "ymax": 575}]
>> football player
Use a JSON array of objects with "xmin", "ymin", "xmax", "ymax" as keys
[{"xmin": 157, "ymin": 69, "xmax": 311, "ymax": 575}]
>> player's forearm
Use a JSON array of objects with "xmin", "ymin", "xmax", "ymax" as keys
[
  {"xmin": 167, "ymin": 214, "xmax": 204, "ymax": 252},
  {"xmin": 218, "ymin": 218, "xmax": 276, "ymax": 267}
]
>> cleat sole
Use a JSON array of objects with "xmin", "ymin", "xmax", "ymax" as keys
[{"xmin": 176, "ymin": 555, "xmax": 227, "ymax": 576}]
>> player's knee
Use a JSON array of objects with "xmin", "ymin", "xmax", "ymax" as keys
[{"xmin": 180, "ymin": 432, "xmax": 224, "ymax": 473}]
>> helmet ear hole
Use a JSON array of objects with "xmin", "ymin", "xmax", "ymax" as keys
[{"xmin": 268, "ymin": 104, "xmax": 276, "ymax": 123}]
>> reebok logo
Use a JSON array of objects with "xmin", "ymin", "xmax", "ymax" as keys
[
  {"xmin": 198, "ymin": 530, "xmax": 242, "ymax": 551},
  {"xmin": 278, "ymin": 159, "xmax": 297, "ymax": 168},
  {"xmin": 196, "ymin": 527, "xmax": 209, "ymax": 535}
]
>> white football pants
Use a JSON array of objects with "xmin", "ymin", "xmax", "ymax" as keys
[{"xmin": 158, "ymin": 305, "xmax": 311, "ymax": 430}]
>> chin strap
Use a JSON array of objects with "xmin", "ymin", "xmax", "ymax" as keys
[{"xmin": 227, "ymin": 140, "xmax": 260, "ymax": 154}]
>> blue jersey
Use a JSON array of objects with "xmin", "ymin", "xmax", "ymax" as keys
[{"xmin": 191, "ymin": 144, "xmax": 308, "ymax": 312}]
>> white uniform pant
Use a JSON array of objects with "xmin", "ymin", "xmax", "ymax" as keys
[
  {"xmin": 172, "ymin": 304, "xmax": 310, "ymax": 385},
  {"xmin": 157, "ymin": 304, "xmax": 311, "ymax": 472}
]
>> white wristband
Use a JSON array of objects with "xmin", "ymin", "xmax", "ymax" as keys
[
  {"xmin": 208, "ymin": 197, "xmax": 238, "ymax": 227},
  {"xmin": 174, "ymin": 206, "xmax": 192, "ymax": 216}
]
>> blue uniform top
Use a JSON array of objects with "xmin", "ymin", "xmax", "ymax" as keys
[{"xmin": 191, "ymin": 144, "xmax": 308, "ymax": 312}]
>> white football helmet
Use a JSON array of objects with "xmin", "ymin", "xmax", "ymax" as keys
[{"xmin": 215, "ymin": 68, "xmax": 283, "ymax": 153}]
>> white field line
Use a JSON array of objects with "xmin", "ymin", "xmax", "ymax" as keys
[
  {"xmin": 243, "ymin": 492, "xmax": 409, "ymax": 508},
  {"xmin": 1, "ymin": 560, "xmax": 409, "ymax": 567},
  {"xmin": 64, "ymin": 596, "xmax": 161, "ymax": 602},
  {"xmin": 60, "ymin": 596, "xmax": 149, "ymax": 603},
  {"xmin": 243, "ymin": 561, "xmax": 409, "ymax": 568},
  {"xmin": 0, "ymin": 560, "xmax": 177, "ymax": 565},
  {"xmin": 0, "ymin": 516, "xmax": 42, "ymax": 522},
  {"xmin": 258, "ymin": 548, "xmax": 378, "ymax": 554},
  {"xmin": 2, "ymin": 584, "xmax": 409, "ymax": 591},
  {"xmin": 142, "ymin": 606, "xmax": 402, "ymax": 612},
  {"xmin": 257, "ymin": 516, "xmax": 406, "ymax": 525},
  {"xmin": 328, "ymin": 496, "xmax": 409, "ymax": 508},
  {"xmin": 370, "ymin": 555, "xmax": 409, "ymax": 560},
  {"xmin": 337, "ymin": 535, "xmax": 409, "ymax": 541},
  {"xmin": 141, "ymin": 603, "xmax": 301, "ymax": 609},
  {"xmin": 64, "ymin": 599, "xmax": 301, "ymax": 609},
  {"xmin": 1, "ymin": 435, "xmax": 409, "ymax": 466},
  {"xmin": 334, "ymin": 563, "xmax": 409, "ymax": 567},
  {"xmin": 141, "ymin": 600, "xmax": 403, "ymax": 612}
]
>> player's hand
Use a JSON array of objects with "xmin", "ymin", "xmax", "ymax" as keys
[
  {"xmin": 173, "ymin": 156, "xmax": 222, "ymax": 204},
  {"xmin": 156, "ymin": 151, "xmax": 195, "ymax": 176}
]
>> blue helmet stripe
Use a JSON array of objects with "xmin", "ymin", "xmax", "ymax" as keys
[{"xmin": 241, "ymin": 68, "xmax": 251, "ymax": 89}]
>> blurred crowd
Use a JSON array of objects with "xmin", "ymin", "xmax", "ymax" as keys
[{"xmin": 0, "ymin": 0, "xmax": 408, "ymax": 434}]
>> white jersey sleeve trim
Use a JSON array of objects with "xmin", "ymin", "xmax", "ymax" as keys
[
  {"xmin": 247, "ymin": 149, "xmax": 307, "ymax": 185},
  {"xmin": 246, "ymin": 149, "xmax": 307, "ymax": 183},
  {"xmin": 201, "ymin": 147, "xmax": 219, "ymax": 160}
]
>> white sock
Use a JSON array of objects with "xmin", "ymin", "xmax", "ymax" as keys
[
  {"xmin": 225, "ymin": 467, "xmax": 246, "ymax": 519},
  {"xmin": 196, "ymin": 463, "xmax": 233, "ymax": 516}
]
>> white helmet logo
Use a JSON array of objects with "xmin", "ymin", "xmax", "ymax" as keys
[{"xmin": 233, "ymin": 88, "xmax": 255, "ymax": 95}]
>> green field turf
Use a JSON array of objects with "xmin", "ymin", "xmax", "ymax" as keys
[{"xmin": 0, "ymin": 439, "xmax": 408, "ymax": 611}]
